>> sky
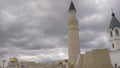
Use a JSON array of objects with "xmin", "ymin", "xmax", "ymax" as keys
[{"xmin": 0, "ymin": 0, "xmax": 120, "ymax": 64}]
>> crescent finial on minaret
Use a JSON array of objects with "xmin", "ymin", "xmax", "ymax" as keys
[{"xmin": 111, "ymin": 8, "xmax": 115, "ymax": 16}]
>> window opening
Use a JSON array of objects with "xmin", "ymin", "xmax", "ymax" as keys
[
  {"xmin": 115, "ymin": 29, "xmax": 119, "ymax": 36},
  {"xmin": 110, "ymin": 31, "xmax": 113, "ymax": 37},
  {"xmin": 112, "ymin": 44, "xmax": 115, "ymax": 48}
]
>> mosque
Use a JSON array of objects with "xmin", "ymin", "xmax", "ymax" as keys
[{"xmin": 1, "ymin": 1, "xmax": 120, "ymax": 68}]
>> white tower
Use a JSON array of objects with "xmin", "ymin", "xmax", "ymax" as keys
[
  {"xmin": 108, "ymin": 12, "xmax": 120, "ymax": 51},
  {"xmin": 68, "ymin": 1, "xmax": 80, "ymax": 64}
]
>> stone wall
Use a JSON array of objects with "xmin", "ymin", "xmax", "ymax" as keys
[{"xmin": 82, "ymin": 49, "xmax": 113, "ymax": 68}]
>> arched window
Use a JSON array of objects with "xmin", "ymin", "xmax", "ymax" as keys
[
  {"xmin": 115, "ymin": 29, "xmax": 119, "ymax": 36},
  {"xmin": 110, "ymin": 31, "xmax": 113, "ymax": 37},
  {"xmin": 21, "ymin": 65, "xmax": 25, "ymax": 67},
  {"xmin": 112, "ymin": 44, "xmax": 115, "ymax": 48},
  {"xmin": 114, "ymin": 64, "xmax": 117, "ymax": 68},
  {"xmin": 59, "ymin": 62, "xmax": 62, "ymax": 65}
]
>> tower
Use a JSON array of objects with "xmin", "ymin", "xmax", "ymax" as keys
[
  {"xmin": 68, "ymin": 1, "xmax": 80, "ymax": 64},
  {"xmin": 108, "ymin": 12, "xmax": 120, "ymax": 51}
]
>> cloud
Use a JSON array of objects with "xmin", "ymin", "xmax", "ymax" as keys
[{"xmin": 0, "ymin": 0, "xmax": 120, "ymax": 63}]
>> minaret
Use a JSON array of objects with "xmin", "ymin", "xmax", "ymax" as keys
[
  {"xmin": 68, "ymin": 1, "xmax": 80, "ymax": 64},
  {"xmin": 108, "ymin": 12, "xmax": 120, "ymax": 51}
]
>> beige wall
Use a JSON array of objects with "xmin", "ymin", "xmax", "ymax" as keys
[
  {"xmin": 68, "ymin": 10, "xmax": 80, "ymax": 64},
  {"xmin": 82, "ymin": 49, "xmax": 113, "ymax": 68}
]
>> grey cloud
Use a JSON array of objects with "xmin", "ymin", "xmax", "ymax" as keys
[{"xmin": 0, "ymin": 0, "xmax": 120, "ymax": 63}]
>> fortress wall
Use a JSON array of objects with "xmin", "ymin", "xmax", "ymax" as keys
[{"xmin": 82, "ymin": 49, "xmax": 113, "ymax": 68}]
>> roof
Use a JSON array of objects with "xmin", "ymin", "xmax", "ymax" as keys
[
  {"xmin": 68, "ymin": 1, "xmax": 76, "ymax": 12},
  {"xmin": 109, "ymin": 12, "xmax": 120, "ymax": 29}
]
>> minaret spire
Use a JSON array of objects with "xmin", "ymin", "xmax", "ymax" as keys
[
  {"xmin": 108, "ymin": 10, "xmax": 120, "ymax": 51},
  {"xmin": 109, "ymin": 10, "xmax": 120, "ymax": 29},
  {"xmin": 68, "ymin": 0, "xmax": 76, "ymax": 12}
]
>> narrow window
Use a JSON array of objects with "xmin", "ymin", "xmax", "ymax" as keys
[
  {"xmin": 59, "ymin": 62, "xmax": 62, "ymax": 65},
  {"xmin": 65, "ymin": 60, "xmax": 68, "ymax": 63},
  {"xmin": 112, "ymin": 44, "xmax": 115, "ymax": 48},
  {"xmin": 21, "ymin": 65, "xmax": 24, "ymax": 67},
  {"xmin": 115, "ymin": 29, "xmax": 119, "ymax": 36},
  {"xmin": 115, "ymin": 64, "xmax": 117, "ymax": 68},
  {"xmin": 110, "ymin": 31, "xmax": 113, "ymax": 37}
]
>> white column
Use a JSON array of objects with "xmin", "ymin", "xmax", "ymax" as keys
[{"xmin": 68, "ymin": 10, "xmax": 80, "ymax": 64}]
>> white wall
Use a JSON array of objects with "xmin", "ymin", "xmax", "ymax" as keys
[{"xmin": 110, "ymin": 50, "xmax": 120, "ymax": 68}]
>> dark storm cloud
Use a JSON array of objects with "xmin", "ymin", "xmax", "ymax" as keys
[
  {"xmin": 0, "ymin": 49, "xmax": 8, "ymax": 56},
  {"xmin": 0, "ymin": 0, "xmax": 120, "ymax": 63}
]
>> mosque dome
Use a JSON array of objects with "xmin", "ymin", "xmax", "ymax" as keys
[{"xmin": 10, "ymin": 57, "xmax": 18, "ymax": 62}]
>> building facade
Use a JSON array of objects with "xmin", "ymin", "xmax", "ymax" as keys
[
  {"xmin": 108, "ymin": 12, "xmax": 120, "ymax": 68},
  {"xmin": 108, "ymin": 12, "xmax": 120, "ymax": 51}
]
